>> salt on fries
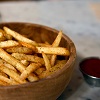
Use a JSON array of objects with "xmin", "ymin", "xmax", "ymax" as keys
[{"xmin": 0, "ymin": 26, "xmax": 70, "ymax": 86}]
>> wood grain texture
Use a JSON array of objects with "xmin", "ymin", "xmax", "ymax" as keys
[{"xmin": 0, "ymin": 22, "xmax": 76, "ymax": 100}]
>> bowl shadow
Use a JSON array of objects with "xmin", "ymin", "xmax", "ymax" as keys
[{"xmin": 57, "ymin": 52, "xmax": 84, "ymax": 100}]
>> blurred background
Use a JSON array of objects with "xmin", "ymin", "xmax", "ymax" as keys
[{"xmin": 0, "ymin": 0, "xmax": 100, "ymax": 100}]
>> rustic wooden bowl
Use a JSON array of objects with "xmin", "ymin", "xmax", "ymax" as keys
[{"xmin": 0, "ymin": 22, "xmax": 76, "ymax": 100}]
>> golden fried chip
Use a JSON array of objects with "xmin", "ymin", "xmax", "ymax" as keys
[
  {"xmin": 12, "ymin": 53, "xmax": 44, "ymax": 65},
  {"xmin": 6, "ymin": 46, "xmax": 33, "ymax": 54},
  {"xmin": 20, "ymin": 63, "xmax": 41, "ymax": 80},
  {"xmin": 4, "ymin": 27, "xmax": 38, "ymax": 46}
]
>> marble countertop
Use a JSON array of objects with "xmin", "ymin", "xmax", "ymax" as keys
[{"xmin": 0, "ymin": 0, "xmax": 100, "ymax": 100}]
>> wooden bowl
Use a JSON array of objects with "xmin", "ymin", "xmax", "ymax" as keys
[{"xmin": 0, "ymin": 22, "xmax": 76, "ymax": 100}]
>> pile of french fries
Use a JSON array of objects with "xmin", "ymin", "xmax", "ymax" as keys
[{"xmin": 0, "ymin": 27, "xmax": 70, "ymax": 86}]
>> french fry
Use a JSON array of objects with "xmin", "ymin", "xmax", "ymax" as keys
[
  {"xmin": 39, "ymin": 60, "xmax": 66, "ymax": 79},
  {"xmin": 52, "ymin": 30, "xmax": 62, "ymax": 47},
  {"xmin": 0, "ymin": 74, "xmax": 18, "ymax": 85},
  {"xmin": 0, "ymin": 48, "xmax": 25, "ymax": 72},
  {"xmin": 0, "ymin": 58, "xmax": 17, "ymax": 72},
  {"xmin": 20, "ymin": 63, "xmax": 41, "ymax": 80},
  {"xmin": 36, "ymin": 47, "xmax": 70, "ymax": 56},
  {"xmin": 35, "ymin": 67, "xmax": 45, "ymax": 75},
  {"xmin": 0, "ymin": 65, "xmax": 26, "ymax": 84},
  {"xmin": 12, "ymin": 53, "xmax": 44, "ymax": 65},
  {"xmin": 4, "ymin": 27, "xmax": 38, "ymax": 46},
  {"xmin": 0, "ymin": 40, "xmax": 20, "ymax": 48},
  {"xmin": 0, "ymin": 71, "xmax": 8, "ymax": 78},
  {"xmin": 0, "ymin": 80, "xmax": 9, "ymax": 86},
  {"xmin": 0, "ymin": 48, "xmax": 38, "ymax": 82},
  {"xmin": 20, "ymin": 41, "xmax": 37, "ymax": 52},
  {"xmin": 0, "ymin": 30, "xmax": 6, "ymax": 41},
  {"xmin": 38, "ymin": 43, "xmax": 51, "ymax": 47},
  {"xmin": 42, "ymin": 52, "xmax": 51, "ymax": 70},
  {"xmin": 21, "ymin": 60, "xmax": 29, "ymax": 66},
  {"xmin": 27, "ymin": 73, "xmax": 39, "ymax": 82},
  {"xmin": 6, "ymin": 46, "xmax": 33, "ymax": 54},
  {"xmin": 51, "ymin": 30, "xmax": 63, "ymax": 66},
  {"xmin": 4, "ymin": 63, "xmax": 17, "ymax": 72},
  {"xmin": 0, "ymin": 27, "xmax": 70, "ymax": 85},
  {"xmin": 0, "ymin": 29, "xmax": 13, "ymax": 40}
]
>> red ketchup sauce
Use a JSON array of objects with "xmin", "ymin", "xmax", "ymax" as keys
[{"xmin": 80, "ymin": 57, "xmax": 100, "ymax": 78}]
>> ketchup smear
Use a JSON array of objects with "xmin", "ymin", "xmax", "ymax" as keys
[{"xmin": 80, "ymin": 57, "xmax": 100, "ymax": 78}]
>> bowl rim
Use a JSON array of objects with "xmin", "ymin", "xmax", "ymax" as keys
[{"xmin": 0, "ymin": 22, "xmax": 76, "ymax": 89}]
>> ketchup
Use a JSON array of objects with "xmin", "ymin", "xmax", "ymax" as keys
[{"xmin": 80, "ymin": 57, "xmax": 100, "ymax": 78}]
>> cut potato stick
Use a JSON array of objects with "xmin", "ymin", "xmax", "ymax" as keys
[
  {"xmin": 0, "ymin": 31, "xmax": 6, "ymax": 41},
  {"xmin": 0, "ymin": 71, "xmax": 8, "ymax": 78},
  {"xmin": 20, "ymin": 41, "xmax": 37, "ymax": 52},
  {"xmin": 52, "ymin": 30, "xmax": 62, "ymax": 47},
  {"xmin": 20, "ymin": 41, "xmax": 69, "ymax": 56},
  {"xmin": 0, "ymin": 59, "xmax": 17, "ymax": 72},
  {"xmin": 0, "ymin": 74, "xmax": 18, "ymax": 85},
  {"xmin": 0, "ymin": 65, "xmax": 26, "ymax": 84},
  {"xmin": 50, "ymin": 55, "xmax": 57, "ymax": 66},
  {"xmin": 20, "ymin": 63, "xmax": 41, "ymax": 80},
  {"xmin": 36, "ymin": 47, "xmax": 70, "ymax": 56},
  {"xmin": 0, "ymin": 40, "xmax": 20, "ymax": 48},
  {"xmin": 6, "ymin": 46, "xmax": 33, "ymax": 54},
  {"xmin": 21, "ymin": 60, "xmax": 29, "ymax": 66},
  {"xmin": 0, "ymin": 48, "xmax": 38, "ymax": 82},
  {"xmin": 0, "ymin": 80, "xmax": 9, "ymax": 86},
  {"xmin": 0, "ymin": 29, "xmax": 13, "ymax": 40},
  {"xmin": 4, "ymin": 63, "xmax": 17, "ymax": 72},
  {"xmin": 4, "ymin": 27, "xmax": 38, "ymax": 46},
  {"xmin": 0, "ymin": 48, "xmax": 25, "ymax": 72},
  {"xmin": 35, "ymin": 67, "xmax": 45, "ymax": 75},
  {"xmin": 12, "ymin": 53, "xmax": 44, "ymax": 65},
  {"xmin": 28, "ymin": 73, "xmax": 39, "ymax": 82},
  {"xmin": 42, "ymin": 52, "xmax": 51, "ymax": 70},
  {"xmin": 39, "ymin": 60, "xmax": 66, "ymax": 79},
  {"xmin": 0, "ymin": 75, "xmax": 12, "ymax": 85},
  {"xmin": 38, "ymin": 43, "xmax": 51, "ymax": 47},
  {"xmin": 51, "ymin": 30, "xmax": 63, "ymax": 66}
]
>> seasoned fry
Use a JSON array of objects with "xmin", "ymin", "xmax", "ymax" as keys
[
  {"xmin": 50, "ymin": 55, "xmax": 57, "ymax": 66},
  {"xmin": 0, "ymin": 48, "xmax": 38, "ymax": 82},
  {"xmin": 0, "ymin": 48, "xmax": 25, "ymax": 72},
  {"xmin": 27, "ymin": 73, "xmax": 39, "ymax": 82},
  {"xmin": 21, "ymin": 60, "xmax": 29, "ymax": 66},
  {"xmin": 6, "ymin": 46, "xmax": 33, "ymax": 54},
  {"xmin": 38, "ymin": 43, "xmax": 51, "ymax": 47},
  {"xmin": 0, "ymin": 80, "xmax": 8, "ymax": 86},
  {"xmin": 12, "ymin": 53, "xmax": 44, "ymax": 65},
  {"xmin": 0, "ymin": 71, "xmax": 8, "ymax": 78},
  {"xmin": 35, "ymin": 67, "xmax": 45, "ymax": 75},
  {"xmin": 51, "ymin": 30, "xmax": 63, "ymax": 66},
  {"xmin": 0, "ymin": 74, "xmax": 18, "ymax": 85},
  {"xmin": 36, "ymin": 47, "xmax": 70, "ymax": 56},
  {"xmin": 4, "ymin": 27, "xmax": 38, "ymax": 46},
  {"xmin": 0, "ymin": 40, "xmax": 20, "ymax": 48},
  {"xmin": 42, "ymin": 52, "xmax": 51, "ymax": 70},
  {"xmin": 0, "ymin": 29, "xmax": 13, "ymax": 40},
  {"xmin": 4, "ymin": 63, "xmax": 17, "ymax": 72},
  {"xmin": 20, "ymin": 63, "xmax": 41, "ymax": 80},
  {"xmin": 0, "ymin": 26, "xmax": 70, "ymax": 86},
  {"xmin": 0, "ymin": 65, "xmax": 26, "ymax": 84},
  {"xmin": 0, "ymin": 58, "xmax": 17, "ymax": 72},
  {"xmin": 0, "ymin": 31, "xmax": 6, "ymax": 41},
  {"xmin": 52, "ymin": 30, "xmax": 62, "ymax": 47},
  {"xmin": 20, "ymin": 41, "xmax": 37, "ymax": 52},
  {"xmin": 39, "ymin": 60, "xmax": 66, "ymax": 79}
]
